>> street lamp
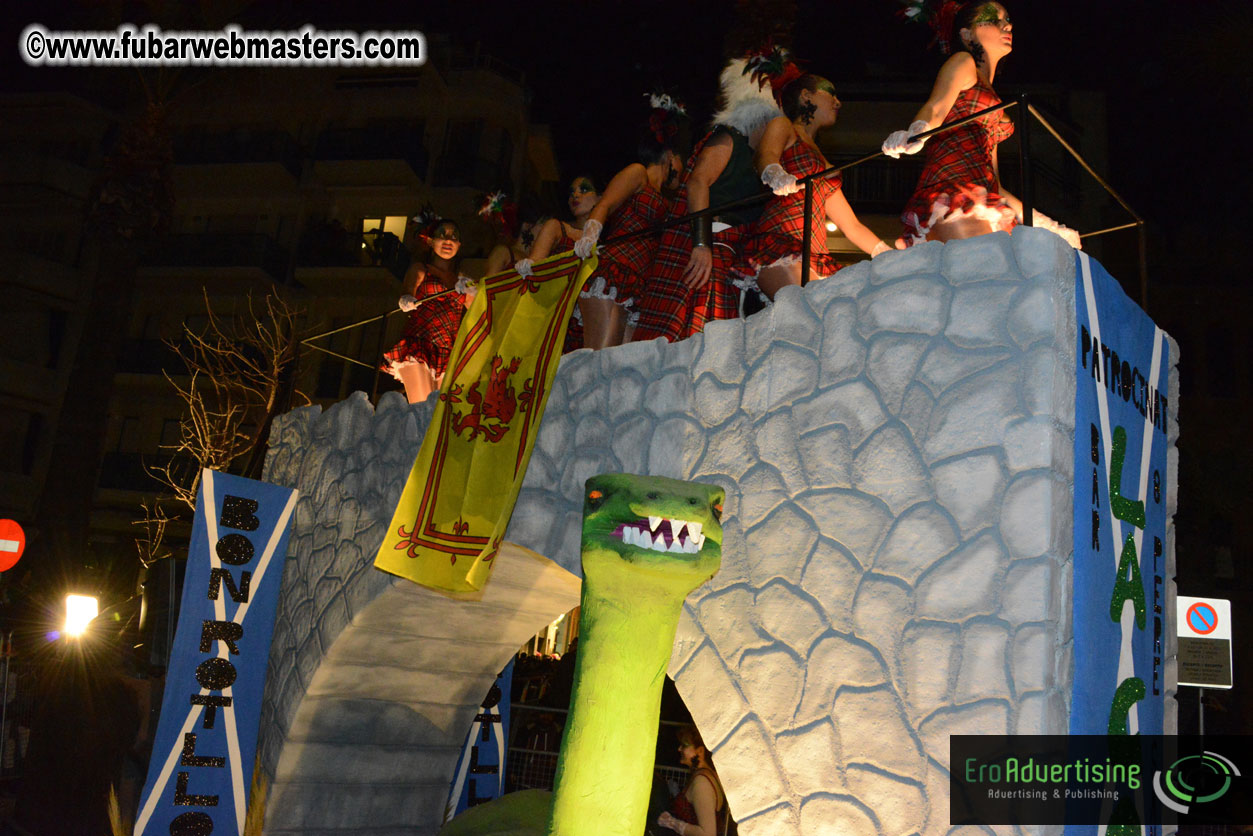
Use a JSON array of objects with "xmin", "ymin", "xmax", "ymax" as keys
[{"xmin": 63, "ymin": 594, "xmax": 99, "ymax": 638}]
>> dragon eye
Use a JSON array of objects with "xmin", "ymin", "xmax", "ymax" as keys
[
  {"xmin": 587, "ymin": 489, "xmax": 604, "ymax": 506},
  {"xmin": 711, "ymin": 502, "xmax": 723, "ymax": 521}
]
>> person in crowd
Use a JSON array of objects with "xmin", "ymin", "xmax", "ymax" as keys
[
  {"xmin": 565, "ymin": 95, "xmax": 687, "ymax": 348},
  {"xmin": 480, "ymin": 191, "xmax": 533, "ymax": 277},
  {"xmin": 516, "ymin": 175, "xmax": 602, "ymax": 352},
  {"xmin": 742, "ymin": 47, "xmax": 897, "ymax": 300},
  {"xmin": 656, "ymin": 724, "xmax": 730, "ymax": 836},
  {"xmin": 380, "ymin": 213, "xmax": 475, "ymax": 404},
  {"xmin": 632, "ymin": 55, "xmax": 782, "ymax": 343},
  {"xmin": 882, "ymin": 1, "xmax": 1079, "ymax": 247}
]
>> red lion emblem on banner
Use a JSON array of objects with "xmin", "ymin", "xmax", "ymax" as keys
[{"xmin": 451, "ymin": 355, "xmax": 523, "ymax": 443}]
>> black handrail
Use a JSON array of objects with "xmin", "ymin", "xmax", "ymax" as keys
[{"xmin": 304, "ymin": 94, "xmax": 1148, "ymax": 389}]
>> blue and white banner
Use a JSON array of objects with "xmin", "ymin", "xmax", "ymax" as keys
[
  {"xmin": 1070, "ymin": 253, "xmax": 1169, "ymax": 834},
  {"xmin": 444, "ymin": 661, "xmax": 513, "ymax": 822},
  {"xmin": 135, "ymin": 469, "xmax": 298, "ymax": 836}
]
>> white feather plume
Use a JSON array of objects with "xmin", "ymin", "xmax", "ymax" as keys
[{"xmin": 711, "ymin": 58, "xmax": 783, "ymax": 138}]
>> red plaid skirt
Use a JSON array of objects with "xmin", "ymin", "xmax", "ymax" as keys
[
  {"xmin": 902, "ymin": 78, "xmax": 1016, "ymax": 242},
  {"xmin": 588, "ymin": 184, "xmax": 666, "ymax": 309},
  {"xmin": 381, "ymin": 272, "xmax": 467, "ymax": 378},
  {"xmin": 633, "ymin": 131, "xmax": 747, "ymax": 343},
  {"xmin": 744, "ymin": 138, "xmax": 842, "ymax": 277}
]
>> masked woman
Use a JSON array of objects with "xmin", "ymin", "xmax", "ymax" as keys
[
  {"xmin": 743, "ymin": 48, "xmax": 896, "ymax": 300},
  {"xmin": 882, "ymin": 1, "xmax": 1078, "ymax": 247},
  {"xmin": 632, "ymin": 56, "xmax": 781, "ymax": 343},
  {"xmin": 567, "ymin": 95, "xmax": 686, "ymax": 349},
  {"xmin": 381, "ymin": 214, "xmax": 474, "ymax": 404}
]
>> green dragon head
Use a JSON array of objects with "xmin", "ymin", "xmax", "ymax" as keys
[{"xmin": 580, "ymin": 473, "xmax": 724, "ymax": 595}]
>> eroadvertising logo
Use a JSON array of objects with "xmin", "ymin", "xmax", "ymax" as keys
[
  {"xmin": 1152, "ymin": 750, "xmax": 1240, "ymax": 815},
  {"xmin": 951, "ymin": 736, "xmax": 1249, "ymax": 828}
]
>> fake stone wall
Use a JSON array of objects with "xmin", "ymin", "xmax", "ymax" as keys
[{"xmin": 259, "ymin": 228, "xmax": 1179, "ymax": 836}]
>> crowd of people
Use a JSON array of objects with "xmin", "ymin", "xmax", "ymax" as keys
[{"xmin": 381, "ymin": 1, "xmax": 1080, "ymax": 405}]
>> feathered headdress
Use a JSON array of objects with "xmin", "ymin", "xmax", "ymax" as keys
[
  {"xmin": 711, "ymin": 56, "xmax": 784, "ymax": 139},
  {"xmin": 897, "ymin": 0, "xmax": 965, "ymax": 54},
  {"xmin": 476, "ymin": 190, "xmax": 519, "ymax": 235},
  {"xmin": 743, "ymin": 42, "xmax": 806, "ymax": 101},
  {"xmin": 410, "ymin": 205, "xmax": 440, "ymax": 236},
  {"xmin": 645, "ymin": 91, "xmax": 688, "ymax": 145}
]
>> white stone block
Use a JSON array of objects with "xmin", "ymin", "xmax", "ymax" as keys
[
  {"xmin": 694, "ymin": 373, "xmax": 742, "ymax": 426},
  {"xmin": 755, "ymin": 410, "xmax": 806, "ymax": 495},
  {"xmin": 1001, "ymin": 472, "xmax": 1062, "ymax": 558},
  {"xmin": 771, "ymin": 283, "xmax": 824, "ymax": 349},
  {"xmin": 925, "ymin": 363, "xmax": 1021, "ymax": 461},
  {"xmin": 713, "ymin": 719, "xmax": 791, "ymax": 818},
  {"xmin": 1011, "ymin": 625, "xmax": 1051, "ymax": 693},
  {"xmin": 933, "ymin": 452, "xmax": 1006, "ymax": 536},
  {"xmin": 695, "ymin": 415, "xmax": 758, "ymax": 481},
  {"xmin": 799, "ymin": 796, "xmax": 878, "ymax": 836},
  {"xmin": 901, "ymin": 621, "xmax": 959, "ymax": 718},
  {"xmin": 796, "ymin": 425, "xmax": 854, "ymax": 490},
  {"xmin": 941, "ymin": 230, "xmax": 1016, "ymax": 284},
  {"xmin": 648, "ymin": 416, "xmax": 701, "ymax": 477},
  {"xmin": 917, "ymin": 342, "xmax": 1013, "ymax": 397},
  {"xmin": 794, "ymin": 380, "xmax": 886, "ymax": 448},
  {"xmin": 954, "ymin": 622, "xmax": 1011, "ymax": 703},
  {"xmin": 918, "ymin": 700, "xmax": 1010, "ymax": 769},
  {"xmin": 853, "ymin": 424, "xmax": 934, "ymax": 516},
  {"xmin": 697, "ymin": 585, "xmax": 764, "ymax": 669},
  {"xmin": 1000, "ymin": 558, "xmax": 1054, "ymax": 625},
  {"xmin": 645, "ymin": 370, "xmax": 693, "ymax": 418},
  {"xmin": 691, "ymin": 317, "xmax": 747, "ymax": 384},
  {"xmin": 756, "ymin": 581, "xmax": 827, "ymax": 653},
  {"xmin": 832, "ymin": 687, "xmax": 925, "ymax": 780},
  {"xmin": 868, "ymin": 239, "xmax": 942, "ymax": 285},
  {"xmin": 738, "ymin": 464, "xmax": 792, "ymax": 529},
  {"xmin": 776, "ymin": 720, "xmax": 846, "ymax": 796},
  {"xmin": 743, "ymin": 343, "xmax": 820, "ymax": 416},
  {"xmin": 858, "ymin": 277, "xmax": 950, "ymax": 336},
  {"xmin": 800, "ymin": 539, "xmax": 863, "ymax": 632},
  {"xmin": 915, "ymin": 533, "xmax": 1006, "ymax": 620},
  {"xmin": 874, "ymin": 504, "xmax": 960, "ymax": 584},
  {"xmin": 866, "ymin": 334, "xmax": 930, "ymax": 414},
  {"xmin": 1008, "ymin": 278, "xmax": 1057, "ymax": 349},
  {"xmin": 818, "ymin": 299, "xmax": 866, "ymax": 383},
  {"xmin": 801, "ymin": 489, "xmax": 891, "ymax": 566},
  {"xmin": 738, "ymin": 646, "xmax": 804, "ymax": 732},
  {"xmin": 744, "ymin": 502, "xmax": 820, "ymax": 586},
  {"xmin": 676, "ymin": 642, "xmax": 752, "ymax": 747},
  {"xmin": 846, "ymin": 765, "xmax": 927, "ymax": 836},
  {"xmin": 796, "ymin": 634, "xmax": 888, "ymax": 725}
]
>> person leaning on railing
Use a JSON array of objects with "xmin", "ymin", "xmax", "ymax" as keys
[
  {"xmin": 515, "ymin": 175, "xmax": 602, "ymax": 352},
  {"xmin": 882, "ymin": 0, "xmax": 1079, "ymax": 248},
  {"xmin": 655, "ymin": 724, "xmax": 731, "ymax": 836},
  {"xmin": 566, "ymin": 95, "xmax": 688, "ymax": 350},
  {"xmin": 739, "ymin": 48, "xmax": 898, "ymax": 301},
  {"xmin": 631, "ymin": 56, "xmax": 779, "ymax": 344},
  {"xmin": 381, "ymin": 215, "xmax": 476, "ymax": 404}
]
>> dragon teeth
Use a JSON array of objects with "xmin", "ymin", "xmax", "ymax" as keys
[
  {"xmin": 687, "ymin": 522, "xmax": 702, "ymax": 540},
  {"xmin": 648, "ymin": 516, "xmax": 663, "ymax": 533}
]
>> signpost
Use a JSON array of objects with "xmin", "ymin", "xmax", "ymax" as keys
[{"xmin": 1177, "ymin": 596, "xmax": 1233, "ymax": 689}]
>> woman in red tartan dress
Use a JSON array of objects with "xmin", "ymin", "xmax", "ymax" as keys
[
  {"xmin": 883, "ymin": 2, "xmax": 1079, "ymax": 247},
  {"xmin": 746, "ymin": 68, "xmax": 895, "ymax": 300},
  {"xmin": 518, "ymin": 175, "xmax": 602, "ymax": 352},
  {"xmin": 569, "ymin": 97, "xmax": 686, "ymax": 349},
  {"xmin": 381, "ymin": 218, "xmax": 475, "ymax": 404},
  {"xmin": 633, "ymin": 58, "xmax": 781, "ymax": 344}
]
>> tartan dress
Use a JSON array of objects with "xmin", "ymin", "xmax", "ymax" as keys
[
  {"xmin": 633, "ymin": 129, "xmax": 751, "ymax": 343},
  {"xmin": 381, "ymin": 267, "xmax": 469, "ymax": 379},
  {"xmin": 901, "ymin": 76, "xmax": 1016, "ymax": 242},
  {"xmin": 743, "ymin": 135, "xmax": 842, "ymax": 278},
  {"xmin": 552, "ymin": 225, "xmax": 585, "ymax": 353},
  {"xmin": 586, "ymin": 183, "xmax": 666, "ymax": 312}
]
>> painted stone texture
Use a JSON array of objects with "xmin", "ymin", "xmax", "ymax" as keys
[{"xmin": 260, "ymin": 229, "xmax": 1179, "ymax": 835}]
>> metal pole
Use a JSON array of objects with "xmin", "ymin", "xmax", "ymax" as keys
[
  {"xmin": 369, "ymin": 311, "xmax": 390, "ymax": 402},
  {"xmin": 1198, "ymin": 687, "xmax": 1205, "ymax": 738},
  {"xmin": 1017, "ymin": 93, "xmax": 1033, "ymax": 227},
  {"xmin": 0, "ymin": 631, "xmax": 11, "ymax": 775},
  {"xmin": 800, "ymin": 180, "xmax": 813, "ymax": 287}
]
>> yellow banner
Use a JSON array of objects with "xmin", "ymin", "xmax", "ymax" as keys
[{"xmin": 375, "ymin": 252, "xmax": 594, "ymax": 592}]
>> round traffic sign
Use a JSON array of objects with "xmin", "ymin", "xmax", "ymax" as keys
[
  {"xmin": 1186, "ymin": 601, "xmax": 1218, "ymax": 635},
  {"xmin": 0, "ymin": 519, "xmax": 25, "ymax": 572}
]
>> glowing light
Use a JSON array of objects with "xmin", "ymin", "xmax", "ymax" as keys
[
  {"xmin": 825, "ymin": 221, "xmax": 838, "ymax": 232},
  {"xmin": 64, "ymin": 594, "xmax": 99, "ymax": 638}
]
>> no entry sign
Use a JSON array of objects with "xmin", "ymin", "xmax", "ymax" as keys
[
  {"xmin": 0, "ymin": 519, "xmax": 25, "ymax": 572},
  {"xmin": 1177, "ymin": 595, "xmax": 1233, "ymax": 689}
]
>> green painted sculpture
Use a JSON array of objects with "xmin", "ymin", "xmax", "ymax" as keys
[{"xmin": 440, "ymin": 473, "xmax": 724, "ymax": 836}]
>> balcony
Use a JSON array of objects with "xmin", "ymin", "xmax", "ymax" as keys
[
  {"xmin": 312, "ymin": 126, "xmax": 429, "ymax": 187},
  {"xmin": 171, "ymin": 129, "xmax": 302, "ymax": 193},
  {"xmin": 294, "ymin": 223, "xmax": 410, "ymax": 294},
  {"xmin": 140, "ymin": 233, "xmax": 287, "ymax": 282}
]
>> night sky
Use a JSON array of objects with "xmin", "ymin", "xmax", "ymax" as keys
[{"xmin": 2, "ymin": 1, "xmax": 1251, "ymax": 729}]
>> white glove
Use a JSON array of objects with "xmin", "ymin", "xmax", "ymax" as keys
[
  {"xmin": 574, "ymin": 219, "xmax": 602, "ymax": 259},
  {"xmin": 870, "ymin": 240, "xmax": 892, "ymax": 258},
  {"xmin": 398, "ymin": 294, "xmax": 419, "ymax": 312},
  {"xmin": 515, "ymin": 258, "xmax": 534, "ymax": 277},
  {"xmin": 1028, "ymin": 210, "xmax": 1082, "ymax": 250},
  {"xmin": 761, "ymin": 163, "xmax": 800, "ymax": 196},
  {"xmin": 882, "ymin": 120, "xmax": 930, "ymax": 158}
]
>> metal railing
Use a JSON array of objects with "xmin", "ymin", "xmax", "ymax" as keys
[{"xmin": 300, "ymin": 94, "xmax": 1146, "ymax": 395}]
